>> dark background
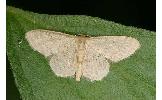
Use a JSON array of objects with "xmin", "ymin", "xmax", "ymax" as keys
[{"xmin": 7, "ymin": 0, "xmax": 156, "ymax": 99}]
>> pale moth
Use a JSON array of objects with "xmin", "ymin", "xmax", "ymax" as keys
[{"xmin": 26, "ymin": 29, "xmax": 140, "ymax": 81}]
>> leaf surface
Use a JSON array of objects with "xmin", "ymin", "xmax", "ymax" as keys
[{"xmin": 7, "ymin": 6, "xmax": 156, "ymax": 100}]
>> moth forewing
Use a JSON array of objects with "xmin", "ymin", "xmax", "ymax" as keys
[{"xmin": 86, "ymin": 36, "xmax": 141, "ymax": 62}]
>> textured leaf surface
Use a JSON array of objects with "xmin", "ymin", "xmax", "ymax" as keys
[{"xmin": 7, "ymin": 6, "xmax": 156, "ymax": 100}]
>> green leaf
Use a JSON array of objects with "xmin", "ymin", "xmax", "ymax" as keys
[{"xmin": 7, "ymin": 6, "xmax": 156, "ymax": 100}]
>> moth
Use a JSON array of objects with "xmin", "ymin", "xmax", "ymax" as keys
[{"xmin": 26, "ymin": 29, "xmax": 140, "ymax": 81}]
